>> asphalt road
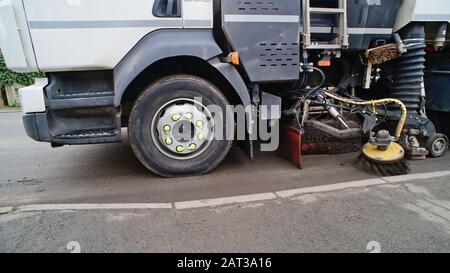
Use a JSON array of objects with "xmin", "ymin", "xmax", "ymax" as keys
[
  {"xmin": 1, "ymin": 177, "xmax": 450, "ymax": 253},
  {"xmin": 1, "ymin": 111, "xmax": 450, "ymax": 253}
]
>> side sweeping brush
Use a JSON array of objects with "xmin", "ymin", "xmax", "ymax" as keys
[
  {"xmin": 355, "ymin": 130, "xmax": 410, "ymax": 176},
  {"xmin": 322, "ymin": 92, "xmax": 410, "ymax": 176}
]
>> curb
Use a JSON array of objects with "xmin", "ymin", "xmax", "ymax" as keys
[{"xmin": 0, "ymin": 207, "xmax": 14, "ymax": 215}]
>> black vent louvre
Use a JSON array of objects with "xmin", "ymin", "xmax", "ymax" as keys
[
  {"xmin": 258, "ymin": 42, "xmax": 299, "ymax": 68},
  {"xmin": 237, "ymin": 1, "xmax": 280, "ymax": 12},
  {"xmin": 225, "ymin": 0, "xmax": 294, "ymax": 15}
]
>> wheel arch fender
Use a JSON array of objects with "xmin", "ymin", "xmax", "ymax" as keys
[
  {"xmin": 207, "ymin": 57, "xmax": 251, "ymax": 108},
  {"xmin": 114, "ymin": 29, "xmax": 223, "ymax": 106}
]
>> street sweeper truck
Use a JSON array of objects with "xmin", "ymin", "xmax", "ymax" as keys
[{"xmin": 0, "ymin": 0, "xmax": 449, "ymax": 177}]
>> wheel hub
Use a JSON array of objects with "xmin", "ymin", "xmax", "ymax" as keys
[
  {"xmin": 152, "ymin": 99, "xmax": 213, "ymax": 160},
  {"xmin": 432, "ymin": 138, "xmax": 446, "ymax": 154},
  {"xmin": 172, "ymin": 120, "xmax": 195, "ymax": 143}
]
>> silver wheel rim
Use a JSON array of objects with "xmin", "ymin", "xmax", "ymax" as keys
[
  {"xmin": 432, "ymin": 137, "xmax": 447, "ymax": 155},
  {"xmin": 151, "ymin": 98, "xmax": 214, "ymax": 160}
]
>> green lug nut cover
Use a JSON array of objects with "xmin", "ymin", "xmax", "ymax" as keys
[
  {"xmin": 184, "ymin": 112, "xmax": 193, "ymax": 120},
  {"xmin": 165, "ymin": 137, "xmax": 173, "ymax": 145},
  {"xmin": 188, "ymin": 144, "xmax": 197, "ymax": 151},
  {"xmin": 196, "ymin": 120, "xmax": 204, "ymax": 129},
  {"xmin": 176, "ymin": 146, "xmax": 185, "ymax": 153},
  {"xmin": 198, "ymin": 133, "xmax": 205, "ymax": 141},
  {"xmin": 172, "ymin": 114, "xmax": 181, "ymax": 122},
  {"xmin": 163, "ymin": 125, "xmax": 171, "ymax": 133}
]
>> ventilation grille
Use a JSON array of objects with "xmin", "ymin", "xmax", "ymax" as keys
[
  {"xmin": 237, "ymin": 1, "xmax": 280, "ymax": 12},
  {"xmin": 258, "ymin": 42, "xmax": 299, "ymax": 68},
  {"xmin": 229, "ymin": 0, "xmax": 293, "ymax": 14}
]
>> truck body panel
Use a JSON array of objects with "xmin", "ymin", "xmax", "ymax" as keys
[
  {"xmin": 0, "ymin": 0, "xmax": 38, "ymax": 72},
  {"xmin": 2, "ymin": 0, "xmax": 214, "ymax": 72},
  {"xmin": 23, "ymin": 0, "xmax": 183, "ymax": 71},
  {"xmin": 395, "ymin": 0, "xmax": 450, "ymax": 32}
]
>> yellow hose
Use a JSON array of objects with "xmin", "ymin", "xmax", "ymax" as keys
[{"xmin": 323, "ymin": 92, "xmax": 407, "ymax": 139}]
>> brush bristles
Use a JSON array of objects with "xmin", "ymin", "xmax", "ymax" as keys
[{"xmin": 355, "ymin": 154, "xmax": 411, "ymax": 176}]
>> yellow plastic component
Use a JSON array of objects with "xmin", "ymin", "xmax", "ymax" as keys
[
  {"xmin": 188, "ymin": 144, "xmax": 197, "ymax": 151},
  {"xmin": 165, "ymin": 137, "xmax": 173, "ymax": 145},
  {"xmin": 324, "ymin": 92, "xmax": 407, "ymax": 140},
  {"xmin": 198, "ymin": 133, "xmax": 205, "ymax": 141},
  {"xmin": 362, "ymin": 142, "xmax": 405, "ymax": 164},
  {"xmin": 196, "ymin": 120, "xmax": 204, "ymax": 129},
  {"xmin": 163, "ymin": 125, "xmax": 171, "ymax": 133},
  {"xmin": 172, "ymin": 114, "xmax": 181, "ymax": 122},
  {"xmin": 184, "ymin": 113, "xmax": 193, "ymax": 120},
  {"xmin": 176, "ymin": 145, "xmax": 185, "ymax": 153}
]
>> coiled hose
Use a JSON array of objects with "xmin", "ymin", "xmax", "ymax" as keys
[{"xmin": 389, "ymin": 24, "xmax": 426, "ymax": 113}]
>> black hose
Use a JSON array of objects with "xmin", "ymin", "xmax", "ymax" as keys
[
  {"xmin": 304, "ymin": 67, "xmax": 326, "ymax": 98},
  {"xmin": 389, "ymin": 23, "xmax": 426, "ymax": 113}
]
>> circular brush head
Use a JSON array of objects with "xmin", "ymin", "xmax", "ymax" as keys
[
  {"xmin": 355, "ymin": 154, "xmax": 410, "ymax": 176},
  {"xmin": 355, "ymin": 142, "xmax": 411, "ymax": 176}
]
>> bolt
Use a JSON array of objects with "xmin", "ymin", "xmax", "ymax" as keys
[
  {"xmin": 165, "ymin": 137, "xmax": 173, "ymax": 145},
  {"xmin": 176, "ymin": 146, "xmax": 185, "ymax": 153},
  {"xmin": 172, "ymin": 114, "xmax": 181, "ymax": 122},
  {"xmin": 196, "ymin": 120, "xmax": 204, "ymax": 129},
  {"xmin": 198, "ymin": 133, "xmax": 205, "ymax": 141},
  {"xmin": 188, "ymin": 144, "xmax": 197, "ymax": 151},
  {"xmin": 376, "ymin": 130, "xmax": 390, "ymax": 139},
  {"xmin": 184, "ymin": 113, "xmax": 193, "ymax": 120},
  {"xmin": 163, "ymin": 125, "xmax": 171, "ymax": 133}
]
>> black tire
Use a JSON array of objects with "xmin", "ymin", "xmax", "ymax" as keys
[
  {"xmin": 426, "ymin": 133, "xmax": 449, "ymax": 158},
  {"xmin": 128, "ymin": 75, "xmax": 234, "ymax": 177}
]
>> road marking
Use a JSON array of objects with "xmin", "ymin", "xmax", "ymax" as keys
[
  {"xmin": 381, "ymin": 171, "xmax": 450, "ymax": 183},
  {"xmin": 1, "ymin": 170, "xmax": 450, "ymax": 213},
  {"xmin": 15, "ymin": 203, "xmax": 173, "ymax": 213},
  {"xmin": 275, "ymin": 178, "xmax": 385, "ymax": 198},
  {"xmin": 0, "ymin": 207, "xmax": 13, "ymax": 215},
  {"xmin": 174, "ymin": 193, "xmax": 277, "ymax": 210}
]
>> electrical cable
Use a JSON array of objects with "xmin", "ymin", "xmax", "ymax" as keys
[{"xmin": 304, "ymin": 67, "xmax": 326, "ymax": 99}]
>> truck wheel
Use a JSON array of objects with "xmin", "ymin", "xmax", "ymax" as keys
[
  {"xmin": 426, "ymin": 133, "xmax": 449, "ymax": 158},
  {"xmin": 128, "ymin": 75, "xmax": 234, "ymax": 177}
]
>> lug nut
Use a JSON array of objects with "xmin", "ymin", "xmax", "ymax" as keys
[
  {"xmin": 172, "ymin": 114, "xmax": 181, "ymax": 122},
  {"xmin": 163, "ymin": 125, "xmax": 171, "ymax": 133},
  {"xmin": 198, "ymin": 133, "xmax": 205, "ymax": 141},
  {"xmin": 165, "ymin": 137, "xmax": 173, "ymax": 145},
  {"xmin": 196, "ymin": 120, "xmax": 204, "ymax": 129},
  {"xmin": 176, "ymin": 146, "xmax": 185, "ymax": 153},
  {"xmin": 184, "ymin": 113, "xmax": 193, "ymax": 120},
  {"xmin": 188, "ymin": 144, "xmax": 197, "ymax": 151}
]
